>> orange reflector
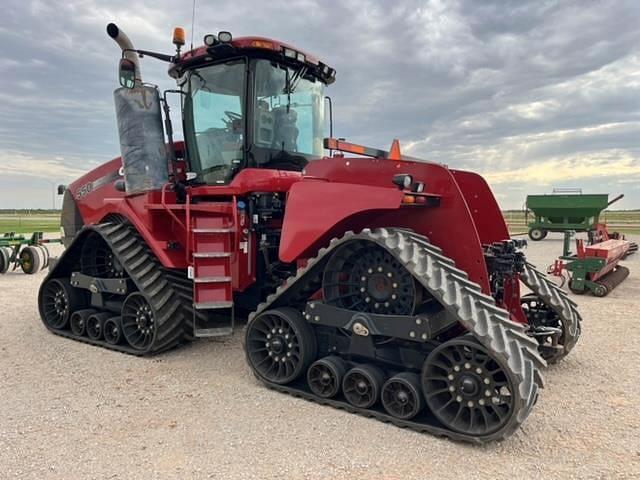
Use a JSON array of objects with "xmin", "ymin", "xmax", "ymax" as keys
[
  {"xmin": 251, "ymin": 40, "xmax": 275, "ymax": 50},
  {"xmin": 402, "ymin": 195, "xmax": 416, "ymax": 204},
  {"xmin": 173, "ymin": 27, "xmax": 186, "ymax": 46}
]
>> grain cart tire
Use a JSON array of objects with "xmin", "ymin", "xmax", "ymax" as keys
[
  {"xmin": 0, "ymin": 247, "xmax": 10, "ymax": 274},
  {"xmin": 528, "ymin": 228, "xmax": 547, "ymax": 241},
  {"xmin": 20, "ymin": 246, "xmax": 41, "ymax": 274}
]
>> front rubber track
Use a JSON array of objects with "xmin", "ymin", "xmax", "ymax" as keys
[
  {"xmin": 521, "ymin": 262, "xmax": 582, "ymax": 363},
  {"xmin": 247, "ymin": 228, "xmax": 546, "ymax": 443},
  {"xmin": 38, "ymin": 222, "xmax": 192, "ymax": 355}
]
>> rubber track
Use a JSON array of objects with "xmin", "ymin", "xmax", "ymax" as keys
[
  {"xmin": 247, "ymin": 228, "xmax": 546, "ymax": 443},
  {"xmin": 40, "ymin": 222, "xmax": 191, "ymax": 355},
  {"xmin": 520, "ymin": 262, "xmax": 582, "ymax": 363}
]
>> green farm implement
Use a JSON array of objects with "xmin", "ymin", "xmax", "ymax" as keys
[
  {"xmin": 548, "ymin": 230, "xmax": 633, "ymax": 297},
  {"xmin": 0, "ymin": 232, "xmax": 61, "ymax": 275},
  {"xmin": 525, "ymin": 188, "xmax": 624, "ymax": 241}
]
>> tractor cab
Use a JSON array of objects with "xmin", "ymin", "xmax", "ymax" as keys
[{"xmin": 115, "ymin": 26, "xmax": 336, "ymax": 187}]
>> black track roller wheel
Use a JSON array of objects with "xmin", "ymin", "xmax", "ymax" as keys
[
  {"xmin": 245, "ymin": 308, "xmax": 317, "ymax": 385},
  {"xmin": 40, "ymin": 278, "xmax": 85, "ymax": 330},
  {"xmin": 86, "ymin": 312, "xmax": 110, "ymax": 340},
  {"xmin": 121, "ymin": 292, "xmax": 156, "ymax": 351},
  {"xmin": 342, "ymin": 364, "xmax": 385, "ymax": 408},
  {"xmin": 422, "ymin": 338, "xmax": 519, "ymax": 436},
  {"xmin": 70, "ymin": 309, "xmax": 96, "ymax": 336},
  {"xmin": 0, "ymin": 247, "xmax": 10, "ymax": 274},
  {"xmin": 103, "ymin": 317, "xmax": 123, "ymax": 345},
  {"xmin": 307, "ymin": 356, "xmax": 347, "ymax": 398},
  {"xmin": 381, "ymin": 372, "xmax": 424, "ymax": 420},
  {"xmin": 20, "ymin": 246, "xmax": 41, "ymax": 274}
]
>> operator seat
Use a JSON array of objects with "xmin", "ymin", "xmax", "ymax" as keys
[{"xmin": 272, "ymin": 107, "xmax": 299, "ymax": 152}]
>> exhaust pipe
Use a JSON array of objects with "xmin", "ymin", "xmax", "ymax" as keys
[{"xmin": 106, "ymin": 23, "xmax": 141, "ymax": 84}]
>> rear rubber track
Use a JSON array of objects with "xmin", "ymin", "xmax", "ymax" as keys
[
  {"xmin": 247, "ymin": 228, "xmax": 546, "ymax": 443},
  {"xmin": 521, "ymin": 262, "xmax": 582, "ymax": 363},
  {"xmin": 40, "ymin": 222, "xmax": 192, "ymax": 355}
]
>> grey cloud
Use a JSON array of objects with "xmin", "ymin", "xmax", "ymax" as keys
[{"xmin": 0, "ymin": 0, "xmax": 639, "ymax": 209}]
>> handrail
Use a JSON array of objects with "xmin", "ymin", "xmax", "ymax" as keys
[{"xmin": 160, "ymin": 183, "xmax": 187, "ymax": 232}]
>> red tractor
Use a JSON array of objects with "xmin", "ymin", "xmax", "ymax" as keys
[{"xmin": 39, "ymin": 24, "xmax": 581, "ymax": 443}]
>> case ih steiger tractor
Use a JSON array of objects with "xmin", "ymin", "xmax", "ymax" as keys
[{"xmin": 38, "ymin": 23, "xmax": 581, "ymax": 443}]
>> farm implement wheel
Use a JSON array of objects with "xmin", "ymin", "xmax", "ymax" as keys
[
  {"xmin": 528, "ymin": 228, "xmax": 547, "ymax": 241},
  {"xmin": 422, "ymin": 338, "xmax": 518, "ymax": 436},
  {"xmin": 0, "ymin": 247, "xmax": 10, "ymax": 274},
  {"xmin": 323, "ymin": 242, "xmax": 418, "ymax": 315},
  {"xmin": 20, "ymin": 246, "xmax": 41, "ymax": 274},
  {"xmin": 342, "ymin": 365, "xmax": 385, "ymax": 408},
  {"xmin": 40, "ymin": 279, "xmax": 84, "ymax": 330},
  {"xmin": 245, "ymin": 308, "xmax": 317, "ymax": 385},
  {"xmin": 121, "ymin": 292, "xmax": 155, "ymax": 351},
  {"xmin": 307, "ymin": 356, "xmax": 347, "ymax": 398},
  {"xmin": 381, "ymin": 373, "xmax": 424, "ymax": 420},
  {"xmin": 87, "ymin": 312, "xmax": 110, "ymax": 340}
]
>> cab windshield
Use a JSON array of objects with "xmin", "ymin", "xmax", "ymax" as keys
[
  {"xmin": 252, "ymin": 59, "xmax": 325, "ymax": 167},
  {"xmin": 184, "ymin": 58, "xmax": 325, "ymax": 184},
  {"xmin": 184, "ymin": 59, "xmax": 246, "ymax": 184}
]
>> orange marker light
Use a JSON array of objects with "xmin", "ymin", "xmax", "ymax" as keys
[
  {"xmin": 402, "ymin": 195, "xmax": 416, "ymax": 204},
  {"xmin": 251, "ymin": 40, "xmax": 275, "ymax": 50},
  {"xmin": 173, "ymin": 27, "xmax": 186, "ymax": 46}
]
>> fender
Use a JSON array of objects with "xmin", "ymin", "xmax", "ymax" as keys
[
  {"xmin": 282, "ymin": 157, "xmax": 494, "ymax": 294},
  {"xmin": 451, "ymin": 169, "xmax": 510, "ymax": 244},
  {"xmin": 279, "ymin": 180, "xmax": 404, "ymax": 262}
]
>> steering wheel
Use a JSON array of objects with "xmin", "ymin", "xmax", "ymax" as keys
[{"xmin": 224, "ymin": 110, "xmax": 242, "ymax": 122}]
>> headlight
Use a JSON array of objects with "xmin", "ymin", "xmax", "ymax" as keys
[{"xmin": 392, "ymin": 174, "xmax": 413, "ymax": 190}]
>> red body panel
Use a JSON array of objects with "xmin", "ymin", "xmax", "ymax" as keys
[
  {"xmin": 70, "ymin": 151, "xmax": 518, "ymax": 315},
  {"xmin": 284, "ymin": 157, "xmax": 502, "ymax": 294}
]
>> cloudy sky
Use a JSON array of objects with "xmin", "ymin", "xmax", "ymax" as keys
[{"xmin": 1, "ymin": 0, "xmax": 639, "ymax": 209}]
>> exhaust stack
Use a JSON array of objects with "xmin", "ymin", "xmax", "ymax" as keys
[{"xmin": 106, "ymin": 23, "xmax": 141, "ymax": 84}]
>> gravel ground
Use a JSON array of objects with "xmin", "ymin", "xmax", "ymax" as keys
[{"xmin": 1, "ymin": 233, "xmax": 639, "ymax": 479}]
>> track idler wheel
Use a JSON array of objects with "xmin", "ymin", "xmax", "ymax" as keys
[
  {"xmin": 70, "ymin": 309, "xmax": 96, "ymax": 336},
  {"xmin": 422, "ymin": 338, "xmax": 518, "ymax": 436},
  {"xmin": 40, "ymin": 278, "xmax": 85, "ymax": 330},
  {"xmin": 103, "ymin": 317, "xmax": 123, "ymax": 345},
  {"xmin": 323, "ymin": 241, "xmax": 418, "ymax": 316},
  {"xmin": 86, "ymin": 312, "xmax": 110, "ymax": 340},
  {"xmin": 121, "ymin": 292, "xmax": 156, "ymax": 351},
  {"xmin": 342, "ymin": 364, "xmax": 385, "ymax": 408},
  {"xmin": 245, "ymin": 308, "xmax": 317, "ymax": 385},
  {"xmin": 307, "ymin": 356, "xmax": 347, "ymax": 398},
  {"xmin": 20, "ymin": 246, "xmax": 41, "ymax": 274},
  {"xmin": 381, "ymin": 372, "xmax": 424, "ymax": 420}
]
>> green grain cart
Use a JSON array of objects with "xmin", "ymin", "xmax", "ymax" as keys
[{"xmin": 525, "ymin": 189, "xmax": 623, "ymax": 241}]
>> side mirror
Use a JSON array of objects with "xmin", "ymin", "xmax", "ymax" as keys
[
  {"xmin": 118, "ymin": 58, "xmax": 136, "ymax": 89},
  {"xmin": 57, "ymin": 184, "xmax": 67, "ymax": 195}
]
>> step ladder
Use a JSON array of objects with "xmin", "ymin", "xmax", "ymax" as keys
[{"xmin": 190, "ymin": 213, "xmax": 235, "ymax": 337}]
